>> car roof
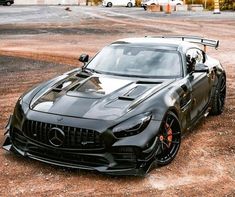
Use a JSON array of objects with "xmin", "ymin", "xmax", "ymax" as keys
[{"xmin": 112, "ymin": 37, "xmax": 200, "ymax": 52}]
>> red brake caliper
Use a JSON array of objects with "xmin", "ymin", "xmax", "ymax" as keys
[
  {"xmin": 159, "ymin": 123, "xmax": 173, "ymax": 148},
  {"xmin": 166, "ymin": 123, "xmax": 173, "ymax": 146}
]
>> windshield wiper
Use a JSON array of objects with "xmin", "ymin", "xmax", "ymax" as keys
[
  {"xmin": 97, "ymin": 71, "xmax": 155, "ymax": 78},
  {"xmin": 82, "ymin": 67, "xmax": 101, "ymax": 74}
]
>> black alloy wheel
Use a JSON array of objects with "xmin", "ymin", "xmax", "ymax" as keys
[
  {"xmin": 210, "ymin": 75, "xmax": 226, "ymax": 115},
  {"xmin": 155, "ymin": 111, "xmax": 181, "ymax": 166}
]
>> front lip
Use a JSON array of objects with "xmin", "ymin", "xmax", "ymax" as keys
[{"xmin": 3, "ymin": 141, "xmax": 147, "ymax": 176}]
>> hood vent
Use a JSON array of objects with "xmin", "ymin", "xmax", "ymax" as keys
[
  {"xmin": 54, "ymin": 81, "xmax": 72, "ymax": 91},
  {"xmin": 76, "ymin": 73, "xmax": 90, "ymax": 78},
  {"xmin": 118, "ymin": 85, "xmax": 149, "ymax": 101},
  {"xmin": 31, "ymin": 74, "xmax": 87, "ymax": 109},
  {"xmin": 68, "ymin": 76, "xmax": 132, "ymax": 98},
  {"xmin": 118, "ymin": 96, "xmax": 135, "ymax": 101},
  {"xmin": 136, "ymin": 81, "xmax": 162, "ymax": 85}
]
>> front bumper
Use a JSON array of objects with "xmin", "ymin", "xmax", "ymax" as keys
[
  {"xmin": 2, "ymin": 113, "xmax": 162, "ymax": 176},
  {"xmin": 3, "ymin": 134, "xmax": 144, "ymax": 176}
]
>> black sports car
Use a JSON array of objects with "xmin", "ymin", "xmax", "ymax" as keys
[{"xmin": 3, "ymin": 36, "xmax": 226, "ymax": 176}]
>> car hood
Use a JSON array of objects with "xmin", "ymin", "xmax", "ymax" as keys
[{"xmin": 29, "ymin": 72, "xmax": 174, "ymax": 120}]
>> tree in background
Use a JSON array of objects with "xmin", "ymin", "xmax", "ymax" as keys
[
  {"xmin": 186, "ymin": 0, "xmax": 235, "ymax": 10},
  {"xmin": 221, "ymin": 0, "xmax": 235, "ymax": 10}
]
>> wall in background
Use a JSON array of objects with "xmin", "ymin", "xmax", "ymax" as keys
[{"xmin": 14, "ymin": 0, "xmax": 84, "ymax": 5}]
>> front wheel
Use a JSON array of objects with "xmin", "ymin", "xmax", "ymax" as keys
[{"xmin": 155, "ymin": 111, "xmax": 181, "ymax": 166}]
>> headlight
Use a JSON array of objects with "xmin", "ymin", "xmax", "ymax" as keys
[
  {"xmin": 112, "ymin": 112, "xmax": 151, "ymax": 138},
  {"xmin": 14, "ymin": 96, "xmax": 28, "ymax": 121},
  {"xmin": 14, "ymin": 98, "xmax": 24, "ymax": 121}
]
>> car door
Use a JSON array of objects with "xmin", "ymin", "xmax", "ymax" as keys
[
  {"xmin": 186, "ymin": 48, "xmax": 211, "ymax": 122},
  {"xmin": 118, "ymin": 0, "xmax": 125, "ymax": 6}
]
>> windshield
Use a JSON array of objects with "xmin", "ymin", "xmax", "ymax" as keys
[{"xmin": 86, "ymin": 44, "xmax": 182, "ymax": 78}]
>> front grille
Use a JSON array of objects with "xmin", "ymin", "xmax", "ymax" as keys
[
  {"xmin": 22, "ymin": 120, "xmax": 104, "ymax": 149},
  {"xmin": 11, "ymin": 128, "xmax": 109, "ymax": 167}
]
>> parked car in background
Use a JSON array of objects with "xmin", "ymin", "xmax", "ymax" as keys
[
  {"xmin": 141, "ymin": 0, "xmax": 183, "ymax": 10},
  {"xmin": 0, "ymin": 0, "xmax": 14, "ymax": 6},
  {"xmin": 103, "ymin": 0, "xmax": 135, "ymax": 7}
]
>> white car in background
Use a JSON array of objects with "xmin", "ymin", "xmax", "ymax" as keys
[
  {"xmin": 142, "ymin": 0, "xmax": 183, "ymax": 10},
  {"xmin": 103, "ymin": 0, "xmax": 135, "ymax": 7}
]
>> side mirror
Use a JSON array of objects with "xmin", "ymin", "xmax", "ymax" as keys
[
  {"xmin": 186, "ymin": 49, "xmax": 206, "ymax": 75},
  {"xmin": 79, "ymin": 54, "xmax": 89, "ymax": 64},
  {"xmin": 186, "ymin": 56, "xmax": 196, "ymax": 74},
  {"xmin": 194, "ymin": 63, "xmax": 209, "ymax": 73}
]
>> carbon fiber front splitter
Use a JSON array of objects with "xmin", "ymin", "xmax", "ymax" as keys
[{"xmin": 2, "ymin": 132, "xmax": 157, "ymax": 176}]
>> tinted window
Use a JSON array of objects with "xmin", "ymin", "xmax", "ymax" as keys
[{"xmin": 87, "ymin": 44, "xmax": 182, "ymax": 78}]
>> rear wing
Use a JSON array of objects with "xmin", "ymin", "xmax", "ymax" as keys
[{"xmin": 146, "ymin": 35, "xmax": 219, "ymax": 52}]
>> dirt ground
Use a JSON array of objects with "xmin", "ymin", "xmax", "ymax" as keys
[{"xmin": 0, "ymin": 6, "xmax": 234, "ymax": 197}]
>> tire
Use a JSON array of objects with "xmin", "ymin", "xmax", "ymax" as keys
[
  {"xmin": 127, "ymin": 2, "xmax": 133, "ymax": 7},
  {"xmin": 6, "ymin": 1, "xmax": 11, "ymax": 6},
  {"xmin": 155, "ymin": 111, "xmax": 181, "ymax": 166},
  {"xmin": 107, "ymin": 2, "xmax": 112, "ymax": 7},
  {"xmin": 210, "ymin": 74, "xmax": 226, "ymax": 115}
]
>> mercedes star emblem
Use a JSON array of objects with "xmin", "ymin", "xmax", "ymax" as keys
[{"xmin": 48, "ymin": 127, "xmax": 65, "ymax": 147}]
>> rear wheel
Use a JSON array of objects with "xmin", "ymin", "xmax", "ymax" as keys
[
  {"xmin": 127, "ymin": 2, "xmax": 133, "ymax": 7},
  {"xmin": 210, "ymin": 74, "xmax": 226, "ymax": 115},
  {"xmin": 107, "ymin": 2, "xmax": 112, "ymax": 7},
  {"xmin": 155, "ymin": 111, "xmax": 181, "ymax": 166}
]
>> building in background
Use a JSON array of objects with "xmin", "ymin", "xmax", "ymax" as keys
[{"xmin": 14, "ymin": 0, "xmax": 86, "ymax": 5}]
